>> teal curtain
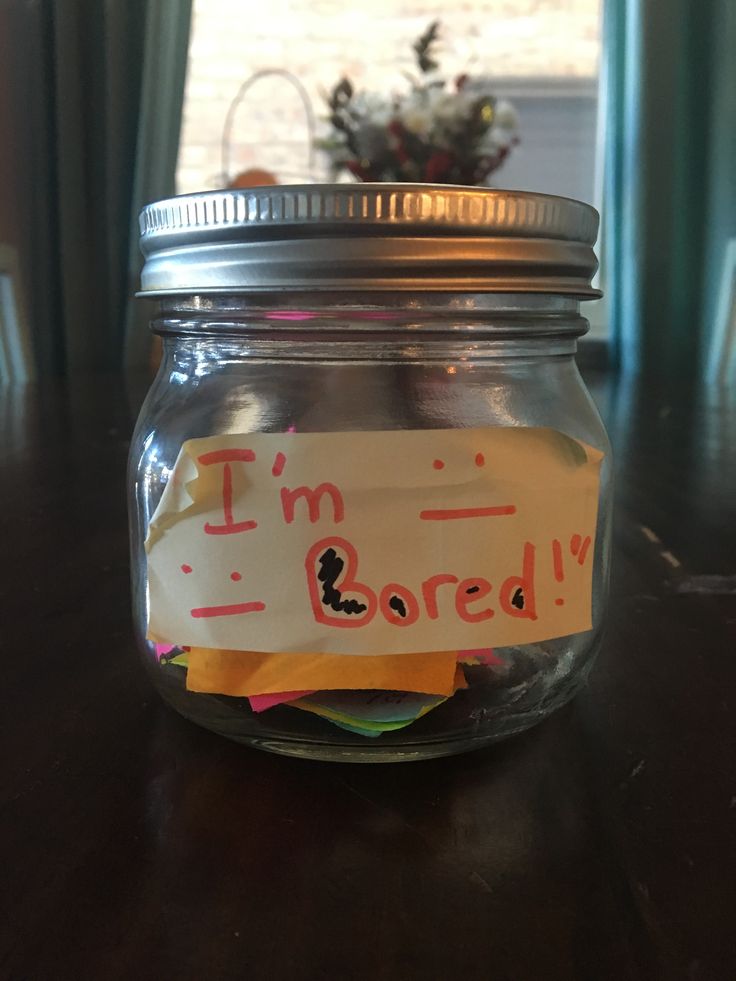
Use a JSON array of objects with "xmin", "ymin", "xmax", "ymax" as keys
[
  {"xmin": 34, "ymin": 0, "xmax": 191, "ymax": 375},
  {"xmin": 602, "ymin": 0, "xmax": 736, "ymax": 378},
  {"xmin": 124, "ymin": 1, "xmax": 194, "ymax": 369}
]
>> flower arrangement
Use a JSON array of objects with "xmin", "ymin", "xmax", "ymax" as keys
[{"xmin": 318, "ymin": 22, "xmax": 519, "ymax": 185}]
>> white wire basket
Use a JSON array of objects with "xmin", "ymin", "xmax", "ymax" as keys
[{"xmin": 220, "ymin": 68, "xmax": 323, "ymax": 186}]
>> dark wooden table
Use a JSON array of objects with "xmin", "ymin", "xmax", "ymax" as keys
[{"xmin": 1, "ymin": 370, "xmax": 735, "ymax": 981}]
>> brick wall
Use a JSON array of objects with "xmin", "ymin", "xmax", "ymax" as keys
[{"xmin": 177, "ymin": 0, "xmax": 601, "ymax": 194}]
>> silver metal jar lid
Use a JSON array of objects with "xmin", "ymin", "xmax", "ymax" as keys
[{"xmin": 138, "ymin": 184, "xmax": 600, "ymax": 298}]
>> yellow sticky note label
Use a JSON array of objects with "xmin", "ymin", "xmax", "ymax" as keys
[{"xmin": 145, "ymin": 427, "xmax": 603, "ymax": 654}]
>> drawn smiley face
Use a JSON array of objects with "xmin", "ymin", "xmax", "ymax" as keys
[
  {"xmin": 432, "ymin": 452, "xmax": 486, "ymax": 470},
  {"xmin": 179, "ymin": 564, "xmax": 265, "ymax": 620},
  {"xmin": 423, "ymin": 451, "xmax": 516, "ymax": 522}
]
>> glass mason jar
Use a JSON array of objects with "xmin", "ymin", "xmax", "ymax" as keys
[{"xmin": 129, "ymin": 185, "xmax": 612, "ymax": 762}]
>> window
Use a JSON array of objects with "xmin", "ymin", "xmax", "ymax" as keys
[{"xmin": 178, "ymin": 1, "xmax": 600, "ymax": 191}]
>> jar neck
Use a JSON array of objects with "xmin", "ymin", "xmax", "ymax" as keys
[{"xmin": 152, "ymin": 292, "xmax": 588, "ymax": 339}]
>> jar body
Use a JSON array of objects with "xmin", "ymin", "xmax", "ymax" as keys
[{"xmin": 128, "ymin": 294, "xmax": 612, "ymax": 761}]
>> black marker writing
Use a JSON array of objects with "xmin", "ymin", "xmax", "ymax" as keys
[
  {"xmin": 317, "ymin": 548, "xmax": 368, "ymax": 615},
  {"xmin": 388, "ymin": 595, "xmax": 408, "ymax": 618}
]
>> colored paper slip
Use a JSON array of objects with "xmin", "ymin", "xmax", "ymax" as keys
[
  {"xmin": 326, "ymin": 720, "xmax": 384, "ymax": 738},
  {"xmin": 291, "ymin": 702, "xmax": 425, "ymax": 733},
  {"xmin": 290, "ymin": 690, "xmax": 450, "ymax": 732},
  {"xmin": 295, "ymin": 665, "xmax": 465, "ymax": 718},
  {"xmin": 248, "ymin": 690, "xmax": 316, "ymax": 712},
  {"xmin": 185, "ymin": 647, "xmax": 459, "ymax": 698},
  {"xmin": 279, "ymin": 667, "xmax": 466, "ymax": 736},
  {"xmin": 298, "ymin": 689, "xmax": 449, "ymax": 723},
  {"xmin": 457, "ymin": 648, "xmax": 504, "ymax": 666}
]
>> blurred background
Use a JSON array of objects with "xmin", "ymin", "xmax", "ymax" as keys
[{"xmin": 0, "ymin": 0, "xmax": 733, "ymax": 382}]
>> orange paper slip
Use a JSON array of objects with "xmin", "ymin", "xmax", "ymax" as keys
[{"xmin": 185, "ymin": 647, "xmax": 460, "ymax": 697}]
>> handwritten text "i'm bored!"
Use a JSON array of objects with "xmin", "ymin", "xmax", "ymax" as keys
[{"xmin": 146, "ymin": 429, "xmax": 603, "ymax": 655}]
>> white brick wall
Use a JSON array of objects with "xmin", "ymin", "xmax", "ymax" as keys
[{"xmin": 177, "ymin": 0, "xmax": 601, "ymax": 194}]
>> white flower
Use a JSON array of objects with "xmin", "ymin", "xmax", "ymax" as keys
[
  {"xmin": 432, "ymin": 90, "xmax": 473, "ymax": 126},
  {"xmin": 349, "ymin": 91, "xmax": 394, "ymax": 127},
  {"xmin": 398, "ymin": 90, "xmax": 435, "ymax": 137},
  {"xmin": 478, "ymin": 126, "xmax": 513, "ymax": 154},
  {"xmin": 400, "ymin": 106, "xmax": 432, "ymax": 137},
  {"xmin": 493, "ymin": 98, "xmax": 519, "ymax": 131}
]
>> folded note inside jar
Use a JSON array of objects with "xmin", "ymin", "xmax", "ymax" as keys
[{"xmin": 185, "ymin": 647, "xmax": 460, "ymax": 697}]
